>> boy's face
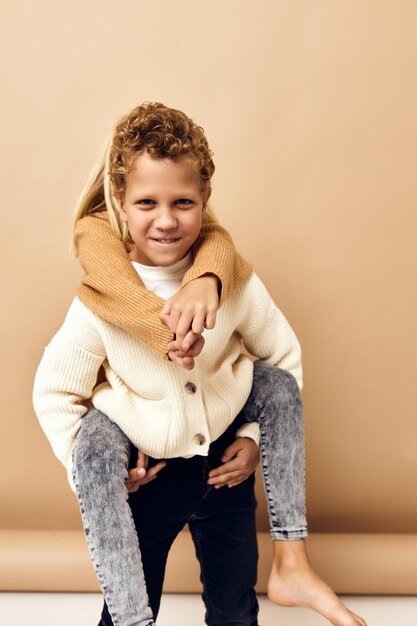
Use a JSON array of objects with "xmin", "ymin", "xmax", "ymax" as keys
[{"xmin": 119, "ymin": 151, "xmax": 208, "ymax": 267}]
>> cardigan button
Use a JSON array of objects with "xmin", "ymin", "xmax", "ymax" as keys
[
  {"xmin": 185, "ymin": 381, "xmax": 197, "ymax": 394},
  {"xmin": 194, "ymin": 433, "xmax": 206, "ymax": 445}
]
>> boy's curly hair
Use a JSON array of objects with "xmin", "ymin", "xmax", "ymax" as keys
[
  {"xmin": 72, "ymin": 102, "xmax": 217, "ymax": 253},
  {"xmin": 109, "ymin": 102, "xmax": 215, "ymax": 198}
]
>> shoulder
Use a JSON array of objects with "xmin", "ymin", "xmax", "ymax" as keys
[
  {"xmin": 74, "ymin": 211, "xmax": 110, "ymax": 235},
  {"xmin": 228, "ymin": 271, "xmax": 282, "ymax": 334},
  {"xmin": 74, "ymin": 212, "xmax": 113, "ymax": 255},
  {"xmin": 65, "ymin": 296, "xmax": 101, "ymax": 323},
  {"xmin": 50, "ymin": 297, "xmax": 106, "ymax": 356},
  {"xmin": 232, "ymin": 271, "xmax": 274, "ymax": 302}
]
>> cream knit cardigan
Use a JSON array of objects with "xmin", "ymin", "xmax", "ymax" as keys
[{"xmin": 33, "ymin": 272, "xmax": 302, "ymax": 489}]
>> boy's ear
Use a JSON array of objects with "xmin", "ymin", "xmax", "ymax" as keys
[
  {"xmin": 116, "ymin": 196, "xmax": 128, "ymax": 222},
  {"xmin": 202, "ymin": 187, "xmax": 212, "ymax": 209}
]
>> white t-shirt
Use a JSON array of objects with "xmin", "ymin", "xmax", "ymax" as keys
[{"xmin": 131, "ymin": 253, "xmax": 193, "ymax": 301}]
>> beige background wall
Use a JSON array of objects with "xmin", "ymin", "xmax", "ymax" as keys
[{"xmin": 0, "ymin": 0, "xmax": 416, "ymax": 591}]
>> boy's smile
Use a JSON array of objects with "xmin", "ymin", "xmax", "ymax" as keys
[{"xmin": 118, "ymin": 151, "xmax": 208, "ymax": 267}]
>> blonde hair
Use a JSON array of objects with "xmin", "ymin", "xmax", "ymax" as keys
[{"xmin": 73, "ymin": 102, "xmax": 216, "ymax": 255}]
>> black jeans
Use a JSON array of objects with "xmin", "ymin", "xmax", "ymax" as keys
[{"xmin": 98, "ymin": 410, "xmax": 259, "ymax": 626}]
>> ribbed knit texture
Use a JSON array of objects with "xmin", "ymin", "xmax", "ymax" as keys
[
  {"xmin": 75, "ymin": 212, "xmax": 253, "ymax": 358},
  {"xmin": 33, "ymin": 273, "xmax": 302, "ymax": 490}
]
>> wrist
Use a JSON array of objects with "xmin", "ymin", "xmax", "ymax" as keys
[{"xmin": 198, "ymin": 273, "xmax": 222, "ymax": 298}]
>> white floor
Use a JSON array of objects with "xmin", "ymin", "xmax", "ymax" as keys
[{"xmin": 1, "ymin": 593, "xmax": 416, "ymax": 626}]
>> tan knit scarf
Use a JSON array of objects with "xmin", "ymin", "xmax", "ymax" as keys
[{"xmin": 75, "ymin": 211, "xmax": 252, "ymax": 358}]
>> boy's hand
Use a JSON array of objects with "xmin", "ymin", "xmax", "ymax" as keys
[
  {"xmin": 207, "ymin": 438, "xmax": 260, "ymax": 489},
  {"xmin": 167, "ymin": 334, "xmax": 205, "ymax": 370},
  {"xmin": 125, "ymin": 449, "xmax": 167, "ymax": 493},
  {"xmin": 160, "ymin": 274, "xmax": 219, "ymax": 353}
]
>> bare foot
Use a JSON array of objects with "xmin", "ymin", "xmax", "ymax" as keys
[{"xmin": 268, "ymin": 540, "xmax": 367, "ymax": 626}]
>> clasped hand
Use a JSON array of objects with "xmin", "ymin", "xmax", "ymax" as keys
[
  {"xmin": 126, "ymin": 437, "xmax": 260, "ymax": 493},
  {"xmin": 160, "ymin": 274, "xmax": 219, "ymax": 370}
]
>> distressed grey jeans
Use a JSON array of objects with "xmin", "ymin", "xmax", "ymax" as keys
[{"xmin": 72, "ymin": 362, "xmax": 307, "ymax": 626}]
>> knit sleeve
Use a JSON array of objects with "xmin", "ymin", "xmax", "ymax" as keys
[
  {"xmin": 75, "ymin": 212, "xmax": 172, "ymax": 359},
  {"xmin": 182, "ymin": 217, "xmax": 253, "ymax": 303},
  {"xmin": 236, "ymin": 274, "xmax": 303, "ymax": 391},
  {"xmin": 32, "ymin": 300, "xmax": 106, "ymax": 480},
  {"xmin": 74, "ymin": 211, "xmax": 252, "ymax": 357},
  {"xmin": 235, "ymin": 422, "xmax": 260, "ymax": 446}
]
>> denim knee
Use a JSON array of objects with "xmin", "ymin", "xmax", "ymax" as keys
[
  {"xmin": 72, "ymin": 408, "xmax": 130, "ymax": 490},
  {"xmin": 253, "ymin": 362, "xmax": 299, "ymax": 400},
  {"xmin": 245, "ymin": 362, "xmax": 302, "ymax": 422}
]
